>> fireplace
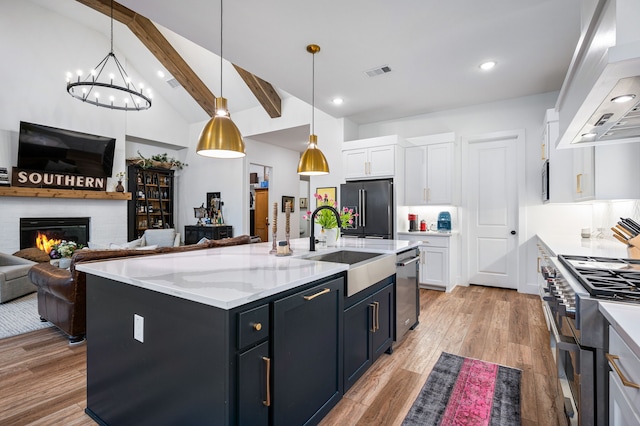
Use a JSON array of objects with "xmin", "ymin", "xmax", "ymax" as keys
[{"xmin": 20, "ymin": 217, "xmax": 90, "ymax": 251}]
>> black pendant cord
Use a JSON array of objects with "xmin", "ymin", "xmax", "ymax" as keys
[
  {"xmin": 220, "ymin": 0, "xmax": 223, "ymax": 99},
  {"xmin": 110, "ymin": 0, "xmax": 114, "ymax": 54}
]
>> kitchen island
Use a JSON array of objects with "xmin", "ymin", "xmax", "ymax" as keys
[{"xmin": 77, "ymin": 238, "xmax": 419, "ymax": 426}]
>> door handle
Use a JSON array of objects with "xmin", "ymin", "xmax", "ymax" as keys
[
  {"xmin": 262, "ymin": 356, "xmax": 271, "ymax": 406},
  {"xmin": 510, "ymin": 230, "xmax": 516, "ymax": 235},
  {"xmin": 303, "ymin": 288, "xmax": 330, "ymax": 301},
  {"xmin": 606, "ymin": 353, "xmax": 640, "ymax": 389},
  {"xmin": 369, "ymin": 303, "xmax": 376, "ymax": 332}
]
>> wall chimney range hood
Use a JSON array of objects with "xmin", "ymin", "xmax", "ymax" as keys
[{"xmin": 556, "ymin": 0, "xmax": 640, "ymax": 148}]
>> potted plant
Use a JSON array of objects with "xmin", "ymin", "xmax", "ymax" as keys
[
  {"xmin": 126, "ymin": 151, "xmax": 188, "ymax": 170},
  {"xmin": 303, "ymin": 193, "xmax": 357, "ymax": 246},
  {"xmin": 49, "ymin": 240, "xmax": 84, "ymax": 268},
  {"xmin": 114, "ymin": 171, "xmax": 125, "ymax": 192}
]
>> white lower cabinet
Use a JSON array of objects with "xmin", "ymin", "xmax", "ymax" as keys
[
  {"xmin": 397, "ymin": 233, "xmax": 457, "ymax": 292},
  {"xmin": 608, "ymin": 326, "xmax": 640, "ymax": 425}
]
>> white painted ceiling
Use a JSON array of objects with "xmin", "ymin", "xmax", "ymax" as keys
[{"xmin": 32, "ymin": 0, "xmax": 582, "ymax": 150}]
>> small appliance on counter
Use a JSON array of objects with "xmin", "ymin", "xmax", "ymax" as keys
[
  {"xmin": 408, "ymin": 214, "xmax": 418, "ymax": 232},
  {"xmin": 437, "ymin": 211, "xmax": 451, "ymax": 232},
  {"xmin": 420, "ymin": 220, "xmax": 426, "ymax": 232}
]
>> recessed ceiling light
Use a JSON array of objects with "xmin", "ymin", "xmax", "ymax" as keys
[
  {"xmin": 479, "ymin": 61, "xmax": 496, "ymax": 71},
  {"xmin": 332, "ymin": 98, "xmax": 343, "ymax": 105},
  {"xmin": 157, "ymin": 70, "xmax": 166, "ymax": 79},
  {"xmin": 611, "ymin": 94, "xmax": 636, "ymax": 103}
]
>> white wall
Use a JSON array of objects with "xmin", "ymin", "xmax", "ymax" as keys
[{"xmin": 0, "ymin": 1, "xmax": 189, "ymax": 253}]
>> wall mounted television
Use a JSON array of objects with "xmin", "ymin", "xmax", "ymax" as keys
[{"xmin": 17, "ymin": 121, "xmax": 116, "ymax": 178}]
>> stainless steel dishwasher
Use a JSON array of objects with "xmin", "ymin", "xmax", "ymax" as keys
[{"xmin": 395, "ymin": 248, "xmax": 420, "ymax": 342}]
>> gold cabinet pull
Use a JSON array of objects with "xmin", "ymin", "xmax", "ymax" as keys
[
  {"xmin": 262, "ymin": 356, "xmax": 271, "ymax": 406},
  {"xmin": 537, "ymin": 257, "xmax": 541, "ymax": 273},
  {"xmin": 369, "ymin": 303, "xmax": 376, "ymax": 332},
  {"xmin": 426, "ymin": 188, "xmax": 431, "ymax": 202},
  {"xmin": 576, "ymin": 173, "xmax": 582, "ymax": 194},
  {"xmin": 303, "ymin": 288, "xmax": 330, "ymax": 301},
  {"xmin": 374, "ymin": 301, "xmax": 380, "ymax": 331},
  {"xmin": 606, "ymin": 353, "xmax": 640, "ymax": 389},
  {"xmin": 541, "ymin": 143, "xmax": 546, "ymax": 160},
  {"xmin": 252, "ymin": 322, "xmax": 262, "ymax": 331}
]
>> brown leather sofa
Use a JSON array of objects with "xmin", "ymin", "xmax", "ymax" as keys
[{"xmin": 28, "ymin": 235, "xmax": 252, "ymax": 344}]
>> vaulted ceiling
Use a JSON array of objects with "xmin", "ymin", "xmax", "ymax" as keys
[{"xmin": 31, "ymin": 0, "xmax": 582, "ymax": 150}]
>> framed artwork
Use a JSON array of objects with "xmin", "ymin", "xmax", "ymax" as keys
[
  {"xmin": 300, "ymin": 197, "xmax": 308, "ymax": 209},
  {"xmin": 282, "ymin": 196, "xmax": 295, "ymax": 212},
  {"xmin": 207, "ymin": 192, "xmax": 221, "ymax": 209},
  {"xmin": 315, "ymin": 187, "xmax": 336, "ymax": 206}
]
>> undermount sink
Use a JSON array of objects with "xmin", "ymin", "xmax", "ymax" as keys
[
  {"xmin": 303, "ymin": 250, "xmax": 396, "ymax": 297},
  {"xmin": 304, "ymin": 250, "xmax": 383, "ymax": 265}
]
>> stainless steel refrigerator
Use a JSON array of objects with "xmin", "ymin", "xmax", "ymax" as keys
[{"xmin": 340, "ymin": 179, "xmax": 393, "ymax": 238}]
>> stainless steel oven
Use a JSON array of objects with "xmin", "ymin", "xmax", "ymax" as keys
[{"xmin": 538, "ymin": 250, "xmax": 607, "ymax": 426}]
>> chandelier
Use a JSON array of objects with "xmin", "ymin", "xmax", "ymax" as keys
[{"xmin": 66, "ymin": 0, "xmax": 152, "ymax": 111}]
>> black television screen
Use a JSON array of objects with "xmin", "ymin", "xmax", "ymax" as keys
[{"xmin": 17, "ymin": 121, "xmax": 116, "ymax": 178}]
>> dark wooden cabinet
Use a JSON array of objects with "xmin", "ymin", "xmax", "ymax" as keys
[
  {"xmin": 85, "ymin": 272, "xmax": 345, "ymax": 426},
  {"xmin": 238, "ymin": 341, "xmax": 270, "ymax": 426},
  {"xmin": 272, "ymin": 277, "xmax": 344, "ymax": 426},
  {"xmin": 127, "ymin": 165, "xmax": 175, "ymax": 241},
  {"xmin": 184, "ymin": 225, "xmax": 233, "ymax": 244},
  {"xmin": 343, "ymin": 277, "xmax": 394, "ymax": 392}
]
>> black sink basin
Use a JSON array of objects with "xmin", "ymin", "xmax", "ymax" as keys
[{"xmin": 304, "ymin": 250, "xmax": 383, "ymax": 265}]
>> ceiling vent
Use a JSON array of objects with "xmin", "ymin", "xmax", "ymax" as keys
[
  {"xmin": 364, "ymin": 65, "xmax": 392, "ymax": 78},
  {"xmin": 166, "ymin": 77, "xmax": 182, "ymax": 89}
]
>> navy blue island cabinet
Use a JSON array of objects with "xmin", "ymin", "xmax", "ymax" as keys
[{"xmin": 84, "ymin": 273, "xmax": 344, "ymax": 426}]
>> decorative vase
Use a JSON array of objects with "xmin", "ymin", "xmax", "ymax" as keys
[
  {"xmin": 58, "ymin": 257, "xmax": 71, "ymax": 269},
  {"xmin": 115, "ymin": 181, "xmax": 125, "ymax": 192},
  {"xmin": 325, "ymin": 227, "xmax": 339, "ymax": 247}
]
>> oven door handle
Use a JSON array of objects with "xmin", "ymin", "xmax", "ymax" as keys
[{"xmin": 548, "ymin": 309, "xmax": 581, "ymax": 371}]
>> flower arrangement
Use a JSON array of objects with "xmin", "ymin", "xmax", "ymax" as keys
[
  {"xmin": 49, "ymin": 240, "xmax": 84, "ymax": 259},
  {"xmin": 115, "ymin": 171, "xmax": 125, "ymax": 181},
  {"xmin": 303, "ymin": 193, "xmax": 357, "ymax": 230}
]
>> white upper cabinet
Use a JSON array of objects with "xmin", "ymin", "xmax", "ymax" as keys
[
  {"xmin": 404, "ymin": 133, "xmax": 455, "ymax": 205},
  {"xmin": 544, "ymin": 109, "xmax": 574, "ymax": 203},
  {"xmin": 342, "ymin": 135, "xmax": 404, "ymax": 180},
  {"xmin": 343, "ymin": 145, "xmax": 395, "ymax": 179},
  {"xmin": 572, "ymin": 143, "xmax": 640, "ymax": 201}
]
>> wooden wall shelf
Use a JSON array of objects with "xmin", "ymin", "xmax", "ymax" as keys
[{"xmin": 0, "ymin": 187, "xmax": 132, "ymax": 200}]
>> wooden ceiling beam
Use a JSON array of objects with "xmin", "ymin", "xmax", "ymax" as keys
[
  {"xmin": 76, "ymin": 0, "xmax": 215, "ymax": 116},
  {"xmin": 75, "ymin": 0, "xmax": 281, "ymax": 118},
  {"xmin": 233, "ymin": 65, "xmax": 282, "ymax": 118}
]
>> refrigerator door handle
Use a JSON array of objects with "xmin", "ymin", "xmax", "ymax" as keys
[{"xmin": 361, "ymin": 189, "xmax": 366, "ymax": 227}]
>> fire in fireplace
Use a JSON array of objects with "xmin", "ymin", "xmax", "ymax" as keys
[
  {"xmin": 20, "ymin": 217, "xmax": 90, "ymax": 252},
  {"xmin": 36, "ymin": 232, "xmax": 62, "ymax": 254}
]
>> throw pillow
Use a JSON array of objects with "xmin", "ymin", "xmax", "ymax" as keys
[
  {"xmin": 197, "ymin": 237, "xmax": 211, "ymax": 245},
  {"xmin": 12, "ymin": 247, "xmax": 50, "ymax": 263},
  {"xmin": 88, "ymin": 241, "xmax": 110, "ymax": 250},
  {"xmin": 143, "ymin": 229, "xmax": 176, "ymax": 247}
]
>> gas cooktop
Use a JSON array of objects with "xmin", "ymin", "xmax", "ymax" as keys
[{"xmin": 558, "ymin": 254, "xmax": 640, "ymax": 302}]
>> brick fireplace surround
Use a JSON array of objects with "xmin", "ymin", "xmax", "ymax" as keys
[{"xmin": 1, "ymin": 197, "xmax": 128, "ymax": 255}]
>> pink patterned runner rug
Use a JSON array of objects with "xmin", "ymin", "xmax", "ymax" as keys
[{"xmin": 402, "ymin": 352, "xmax": 521, "ymax": 426}]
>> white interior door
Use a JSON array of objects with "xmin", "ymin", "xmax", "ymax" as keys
[{"xmin": 467, "ymin": 135, "xmax": 518, "ymax": 289}]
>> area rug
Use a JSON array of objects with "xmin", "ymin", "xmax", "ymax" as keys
[
  {"xmin": 0, "ymin": 292, "xmax": 52, "ymax": 339},
  {"xmin": 402, "ymin": 352, "xmax": 521, "ymax": 426}
]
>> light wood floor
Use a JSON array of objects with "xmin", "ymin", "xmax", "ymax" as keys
[{"xmin": 0, "ymin": 286, "xmax": 563, "ymax": 425}]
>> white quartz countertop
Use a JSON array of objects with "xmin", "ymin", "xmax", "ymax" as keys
[
  {"xmin": 76, "ymin": 238, "xmax": 421, "ymax": 310},
  {"xmin": 397, "ymin": 231, "xmax": 454, "ymax": 237},
  {"xmin": 536, "ymin": 233, "xmax": 630, "ymax": 258},
  {"xmin": 599, "ymin": 301, "xmax": 640, "ymax": 356}
]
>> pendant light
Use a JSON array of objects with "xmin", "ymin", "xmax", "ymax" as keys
[
  {"xmin": 297, "ymin": 44, "xmax": 329, "ymax": 175},
  {"xmin": 196, "ymin": 0, "xmax": 245, "ymax": 158},
  {"xmin": 66, "ymin": 0, "xmax": 151, "ymax": 111}
]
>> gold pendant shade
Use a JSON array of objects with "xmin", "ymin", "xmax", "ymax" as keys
[
  {"xmin": 197, "ymin": 97, "xmax": 245, "ymax": 158},
  {"xmin": 297, "ymin": 44, "xmax": 330, "ymax": 176},
  {"xmin": 297, "ymin": 134, "xmax": 329, "ymax": 175}
]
